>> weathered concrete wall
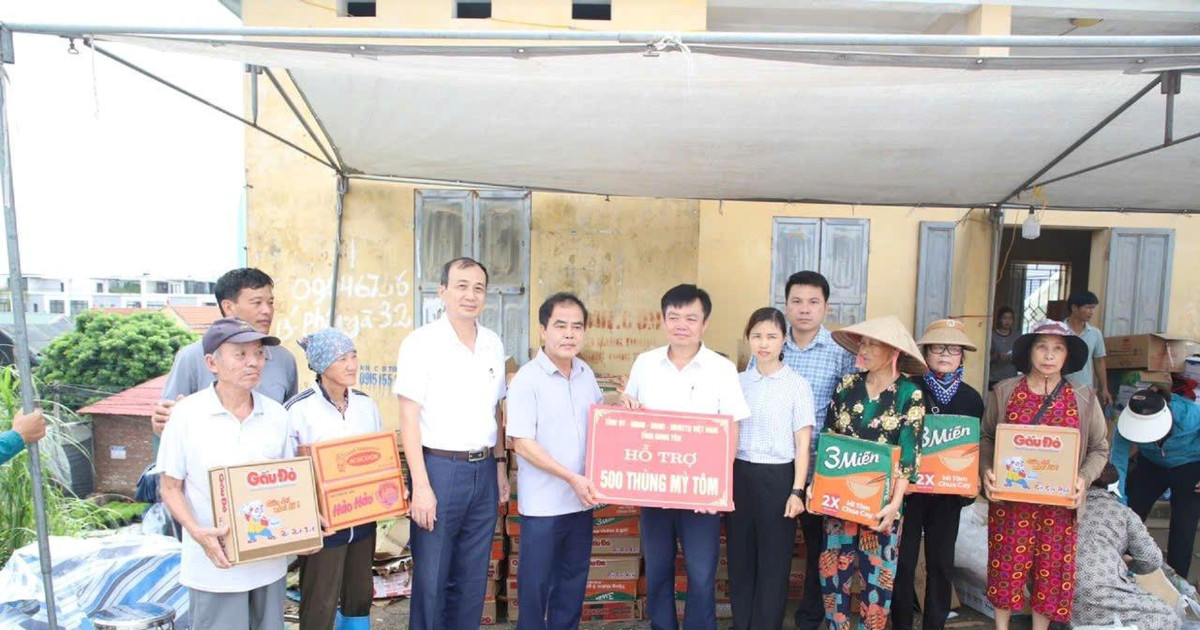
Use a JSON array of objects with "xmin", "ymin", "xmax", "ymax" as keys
[{"xmin": 530, "ymin": 194, "xmax": 700, "ymax": 376}]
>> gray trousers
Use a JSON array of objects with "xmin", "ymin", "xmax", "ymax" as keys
[{"xmin": 189, "ymin": 577, "xmax": 286, "ymax": 630}]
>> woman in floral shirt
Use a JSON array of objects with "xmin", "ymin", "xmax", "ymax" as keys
[{"xmin": 819, "ymin": 315, "xmax": 927, "ymax": 630}]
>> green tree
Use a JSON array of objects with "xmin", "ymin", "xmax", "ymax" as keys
[{"xmin": 35, "ymin": 311, "xmax": 196, "ymax": 409}]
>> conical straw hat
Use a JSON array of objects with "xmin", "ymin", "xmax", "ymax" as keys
[{"xmin": 831, "ymin": 316, "xmax": 928, "ymax": 375}]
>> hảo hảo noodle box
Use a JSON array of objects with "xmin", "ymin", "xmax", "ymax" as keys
[
  {"xmin": 209, "ymin": 457, "xmax": 323, "ymax": 564},
  {"xmin": 914, "ymin": 414, "xmax": 980, "ymax": 495},
  {"xmin": 807, "ymin": 433, "xmax": 900, "ymax": 527},
  {"xmin": 992, "ymin": 424, "xmax": 1080, "ymax": 507},
  {"xmin": 299, "ymin": 430, "xmax": 409, "ymax": 530}
]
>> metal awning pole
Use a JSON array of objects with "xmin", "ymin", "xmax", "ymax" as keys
[
  {"xmin": 5, "ymin": 23, "xmax": 1200, "ymax": 48},
  {"xmin": 982, "ymin": 206, "xmax": 1005, "ymax": 389},
  {"xmin": 0, "ymin": 30, "xmax": 58, "ymax": 628}
]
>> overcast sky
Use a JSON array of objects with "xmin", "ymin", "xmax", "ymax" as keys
[{"xmin": 2, "ymin": 1, "xmax": 244, "ymax": 281}]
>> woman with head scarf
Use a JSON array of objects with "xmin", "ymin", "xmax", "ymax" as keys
[
  {"xmin": 980, "ymin": 320, "xmax": 1109, "ymax": 630},
  {"xmin": 819, "ymin": 315, "xmax": 928, "ymax": 630},
  {"xmin": 892, "ymin": 319, "xmax": 984, "ymax": 630},
  {"xmin": 1071, "ymin": 463, "xmax": 1179, "ymax": 630},
  {"xmin": 286, "ymin": 328, "xmax": 382, "ymax": 630}
]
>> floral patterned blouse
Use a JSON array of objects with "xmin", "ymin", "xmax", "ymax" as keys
[{"xmin": 822, "ymin": 373, "xmax": 926, "ymax": 482}]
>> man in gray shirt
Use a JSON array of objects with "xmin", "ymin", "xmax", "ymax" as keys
[{"xmin": 152, "ymin": 268, "xmax": 298, "ymax": 439}]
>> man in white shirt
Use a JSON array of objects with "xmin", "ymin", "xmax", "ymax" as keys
[
  {"xmin": 508, "ymin": 293, "xmax": 604, "ymax": 629},
  {"xmin": 621, "ymin": 284, "xmax": 751, "ymax": 630},
  {"xmin": 157, "ymin": 318, "xmax": 292, "ymax": 630},
  {"xmin": 395, "ymin": 257, "xmax": 509, "ymax": 630}
]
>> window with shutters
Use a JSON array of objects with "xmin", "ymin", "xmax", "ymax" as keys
[
  {"xmin": 415, "ymin": 190, "xmax": 531, "ymax": 365},
  {"xmin": 770, "ymin": 218, "xmax": 870, "ymax": 325},
  {"xmin": 1103, "ymin": 228, "xmax": 1174, "ymax": 336}
]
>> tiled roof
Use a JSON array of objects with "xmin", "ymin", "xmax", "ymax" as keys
[{"xmin": 77, "ymin": 375, "xmax": 167, "ymax": 418}]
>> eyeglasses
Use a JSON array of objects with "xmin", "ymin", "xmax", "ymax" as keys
[{"xmin": 927, "ymin": 344, "xmax": 964, "ymax": 356}]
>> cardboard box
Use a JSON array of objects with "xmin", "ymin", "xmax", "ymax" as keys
[
  {"xmin": 807, "ymin": 434, "xmax": 900, "ymax": 526},
  {"xmin": 591, "ymin": 535, "xmax": 641, "ymax": 556},
  {"xmin": 300, "ymin": 431, "xmax": 408, "ymax": 530},
  {"xmin": 480, "ymin": 599, "xmax": 498, "ymax": 625},
  {"xmin": 1136, "ymin": 568, "xmax": 1181, "ymax": 609},
  {"xmin": 208, "ymin": 457, "xmax": 323, "ymax": 564},
  {"xmin": 505, "ymin": 515, "xmax": 521, "ymax": 537},
  {"xmin": 509, "ymin": 554, "xmax": 640, "ymax": 581},
  {"xmin": 490, "ymin": 535, "xmax": 506, "ymax": 561},
  {"xmin": 507, "ymin": 578, "xmax": 640, "ymax": 602},
  {"xmin": 1105, "ymin": 334, "xmax": 1199, "ymax": 372},
  {"xmin": 580, "ymin": 601, "xmax": 640, "ymax": 622},
  {"xmin": 592, "ymin": 516, "xmax": 640, "ymax": 537},
  {"xmin": 593, "ymin": 504, "xmax": 641, "ymax": 518},
  {"xmin": 487, "ymin": 557, "xmax": 501, "ymax": 581},
  {"xmin": 992, "ymin": 424, "xmax": 1080, "ymax": 507},
  {"xmin": 914, "ymin": 414, "xmax": 980, "ymax": 496}
]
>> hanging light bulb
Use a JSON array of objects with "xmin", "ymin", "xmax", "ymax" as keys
[{"xmin": 1021, "ymin": 207, "xmax": 1041, "ymax": 240}]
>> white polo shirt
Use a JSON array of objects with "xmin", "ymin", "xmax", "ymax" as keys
[
  {"xmin": 286, "ymin": 384, "xmax": 382, "ymax": 449},
  {"xmin": 624, "ymin": 345, "xmax": 751, "ymax": 421},
  {"xmin": 393, "ymin": 315, "xmax": 507, "ymax": 450},
  {"xmin": 156, "ymin": 384, "xmax": 291, "ymax": 593}
]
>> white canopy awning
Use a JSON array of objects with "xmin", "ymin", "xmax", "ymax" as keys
[{"xmin": 86, "ymin": 35, "xmax": 1200, "ymax": 211}]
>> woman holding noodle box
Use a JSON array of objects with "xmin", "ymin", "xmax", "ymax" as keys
[
  {"xmin": 810, "ymin": 316, "xmax": 927, "ymax": 630},
  {"xmin": 979, "ymin": 320, "xmax": 1109, "ymax": 630}
]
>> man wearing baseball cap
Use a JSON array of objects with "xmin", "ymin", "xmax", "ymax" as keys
[
  {"xmin": 1112, "ymin": 386, "xmax": 1200, "ymax": 577},
  {"xmin": 157, "ymin": 317, "xmax": 294, "ymax": 630}
]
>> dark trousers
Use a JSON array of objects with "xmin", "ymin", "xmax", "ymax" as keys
[
  {"xmin": 727, "ymin": 460, "xmax": 796, "ymax": 630},
  {"xmin": 1127, "ymin": 455, "xmax": 1200, "ymax": 577},
  {"xmin": 408, "ymin": 453, "xmax": 499, "ymax": 630},
  {"xmin": 516, "ymin": 509, "xmax": 594, "ymax": 630},
  {"xmin": 793, "ymin": 510, "xmax": 827, "ymax": 630},
  {"xmin": 642, "ymin": 507, "xmax": 721, "ymax": 630},
  {"xmin": 891, "ymin": 494, "xmax": 963, "ymax": 630},
  {"xmin": 298, "ymin": 531, "xmax": 377, "ymax": 630}
]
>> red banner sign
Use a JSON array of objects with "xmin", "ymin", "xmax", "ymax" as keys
[{"xmin": 585, "ymin": 405, "xmax": 735, "ymax": 511}]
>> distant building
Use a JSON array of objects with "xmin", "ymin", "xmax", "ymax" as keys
[
  {"xmin": 0, "ymin": 312, "xmax": 74, "ymax": 366},
  {"xmin": 160, "ymin": 304, "xmax": 222, "ymax": 332},
  {"xmin": 0, "ymin": 274, "xmax": 217, "ymax": 317}
]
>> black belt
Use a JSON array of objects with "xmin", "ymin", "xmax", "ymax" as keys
[{"xmin": 423, "ymin": 447, "xmax": 491, "ymax": 463}]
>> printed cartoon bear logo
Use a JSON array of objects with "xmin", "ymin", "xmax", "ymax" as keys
[
  {"xmin": 242, "ymin": 500, "xmax": 281, "ymax": 543},
  {"xmin": 1002, "ymin": 456, "xmax": 1037, "ymax": 489}
]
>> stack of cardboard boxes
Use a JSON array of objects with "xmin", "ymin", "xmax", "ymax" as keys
[{"xmin": 505, "ymin": 455, "xmax": 645, "ymax": 622}]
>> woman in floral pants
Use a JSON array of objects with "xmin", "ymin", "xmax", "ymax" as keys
[
  {"xmin": 980, "ymin": 320, "xmax": 1109, "ymax": 630},
  {"xmin": 818, "ymin": 316, "xmax": 927, "ymax": 630}
]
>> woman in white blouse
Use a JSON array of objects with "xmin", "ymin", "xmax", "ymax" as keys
[{"xmin": 729, "ymin": 307, "xmax": 817, "ymax": 630}]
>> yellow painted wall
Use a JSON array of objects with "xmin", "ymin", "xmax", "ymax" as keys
[
  {"xmin": 531, "ymin": 194, "xmax": 700, "ymax": 376},
  {"xmin": 697, "ymin": 202, "xmax": 995, "ymax": 389},
  {"xmin": 244, "ymin": 0, "xmax": 706, "ymax": 33}
]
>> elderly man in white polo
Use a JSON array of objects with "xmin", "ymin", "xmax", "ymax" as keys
[{"xmin": 157, "ymin": 317, "xmax": 293, "ymax": 630}]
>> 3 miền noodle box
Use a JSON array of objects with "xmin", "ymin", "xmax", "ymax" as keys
[
  {"xmin": 992, "ymin": 424, "xmax": 1079, "ymax": 507},
  {"xmin": 209, "ymin": 457, "xmax": 323, "ymax": 564},
  {"xmin": 914, "ymin": 414, "xmax": 980, "ymax": 495},
  {"xmin": 299, "ymin": 430, "xmax": 409, "ymax": 530},
  {"xmin": 807, "ymin": 433, "xmax": 899, "ymax": 526}
]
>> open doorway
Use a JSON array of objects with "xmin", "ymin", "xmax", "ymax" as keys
[{"xmin": 993, "ymin": 228, "xmax": 1095, "ymax": 333}]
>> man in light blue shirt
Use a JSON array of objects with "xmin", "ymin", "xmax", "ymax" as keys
[
  {"xmin": 508, "ymin": 293, "xmax": 604, "ymax": 630},
  {"xmin": 1063, "ymin": 291, "xmax": 1112, "ymax": 407},
  {"xmin": 748, "ymin": 271, "xmax": 855, "ymax": 630}
]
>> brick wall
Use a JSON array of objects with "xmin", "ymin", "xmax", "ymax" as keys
[{"xmin": 92, "ymin": 414, "xmax": 155, "ymax": 496}]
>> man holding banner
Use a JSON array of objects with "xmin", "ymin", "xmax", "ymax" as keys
[
  {"xmin": 508, "ymin": 293, "xmax": 604, "ymax": 629},
  {"xmin": 620, "ymin": 284, "xmax": 750, "ymax": 630}
]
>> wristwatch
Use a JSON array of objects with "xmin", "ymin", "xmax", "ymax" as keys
[{"xmin": 790, "ymin": 488, "xmax": 805, "ymax": 499}]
